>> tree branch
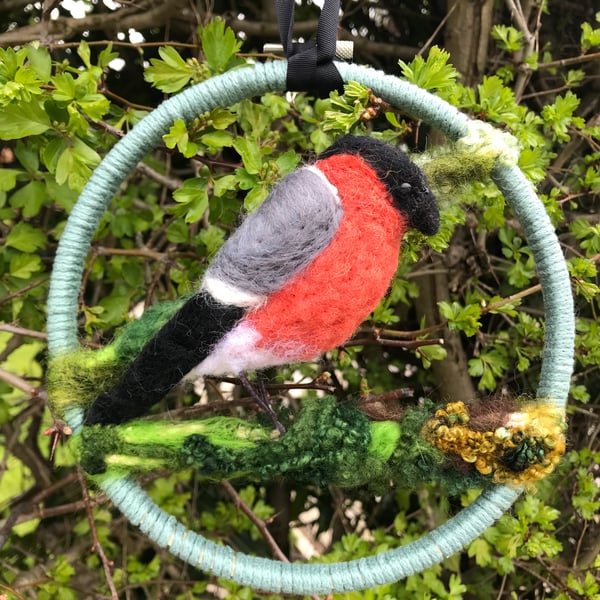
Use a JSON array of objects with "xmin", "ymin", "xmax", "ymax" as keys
[
  {"xmin": 228, "ymin": 18, "xmax": 420, "ymax": 60},
  {"xmin": 1, "ymin": 0, "xmax": 32, "ymax": 11},
  {"xmin": 0, "ymin": 0, "xmax": 188, "ymax": 46},
  {"xmin": 76, "ymin": 467, "xmax": 118, "ymax": 600},
  {"xmin": 222, "ymin": 481, "xmax": 288, "ymax": 562}
]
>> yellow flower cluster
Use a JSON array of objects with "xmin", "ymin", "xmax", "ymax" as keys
[{"xmin": 422, "ymin": 401, "xmax": 566, "ymax": 486}]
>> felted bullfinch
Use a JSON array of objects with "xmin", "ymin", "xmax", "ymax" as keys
[{"xmin": 84, "ymin": 135, "xmax": 439, "ymax": 426}]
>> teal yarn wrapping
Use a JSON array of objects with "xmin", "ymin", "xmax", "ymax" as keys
[
  {"xmin": 46, "ymin": 60, "xmax": 574, "ymax": 593},
  {"xmin": 490, "ymin": 164, "xmax": 574, "ymax": 403}
]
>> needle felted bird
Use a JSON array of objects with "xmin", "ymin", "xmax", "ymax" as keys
[{"xmin": 83, "ymin": 135, "xmax": 439, "ymax": 427}]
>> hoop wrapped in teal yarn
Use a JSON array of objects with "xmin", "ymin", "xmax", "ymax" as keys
[{"xmin": 46, "ymin": 60, "xmax": 574, "ymax": 594}]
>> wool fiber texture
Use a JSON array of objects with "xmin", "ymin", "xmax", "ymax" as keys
[
  {"xmin": 82, "ymin": 135, "xmax": 440, "ymax": 425},
  {"xmin": 83, "ymin": 291, "xmax": 245, "ymax": 425},
  {"xmin": 204, "ymin": 166, "xmax": 343, "ymax": 300},
  {"xmin": 318, "ymin": 135, "xmax": 439, "ymax": 235},
  {"xmin": 246, "ymin": 152, "xmax": 407, "ymax": 360}
]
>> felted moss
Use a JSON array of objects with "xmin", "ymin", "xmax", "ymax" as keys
[
  {"xmin": 76, "ymin": 396, "xmax": 490, "ymax": 494},
  {"xmin": 421, "ymin": 149, "xmax": 497, "ymax": 192}
]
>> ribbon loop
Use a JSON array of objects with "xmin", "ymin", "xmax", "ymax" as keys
[{"xmin": 275, "ymin": 0, "xmax": 344, "ymax": 97}]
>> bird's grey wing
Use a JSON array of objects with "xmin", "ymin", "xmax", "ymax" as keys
[{"xmin": 203, "ymin": 165, "xmax": 343, "ymax": 305}]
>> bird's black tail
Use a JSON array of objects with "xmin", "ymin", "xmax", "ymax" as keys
[{"xmin": 83, "ymin": 292, "xmax": 245, "ymax": 425}]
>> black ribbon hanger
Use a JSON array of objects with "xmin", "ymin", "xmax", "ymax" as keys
[{"xmin": 275, "ymin": 0, "xmax": 345, "ymax": 97}]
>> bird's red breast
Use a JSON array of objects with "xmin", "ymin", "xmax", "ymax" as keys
[{"xmin": 245, "ymin": 153, "xmax": 406, "ymax": 360}]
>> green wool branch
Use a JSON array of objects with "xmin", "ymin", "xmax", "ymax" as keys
[
  {"xmin": 79, "ymin": 396, "xmax": 489, "ymax": 494},
  {"xmin": 76, "ymin": 393, "xmax": 566, "ymax": 495}
]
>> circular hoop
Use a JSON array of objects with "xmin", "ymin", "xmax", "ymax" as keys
[{"xmin": 47, "ymin": 60, "xmax": 574, "ymax": 594}]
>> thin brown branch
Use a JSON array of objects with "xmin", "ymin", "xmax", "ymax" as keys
[
  {"xmin": 0, "ymin": 582, "xmax": 27, "ymax": 600},
  {"xmin": 222, "ymin": 481, "xmax": 288, "ymax": 562},
  {"xmin": 344, "ymin": 336, "xmax": 444, "ymax": 350},
  {"xmin": 481, "ymin": 283, "xmax": 542, "ymax": 314},
  {"xmin": 0, "ymin": 278, "xmax": 47, "ymax": 305},
  {"xmin": 136, "ymin": 162, "xmax": 184, "ymax": 191},
  {"xmin": 0, "ymin": 324, "xmax": 48, "ymax": 341},
  {"xmin": 505, "ymin": 0, "xmax": 539, "ymax": 100},
  {"xmin": 417, "ymin": 1, "xmax": 457, "ymax": 57},
  {"xmin": 538, "ymin": 51, "xmax": 600, "ymax": 70},
  {"xmin": 76, "ymin": 467, "xmax": 118, "ymax": 600},
  {"xmin": 227, "ymin": 18, "xmax": 420, "ymax": 60},
  {"xmin": 103, "ymin": 89, "xmax": 155, "ymax": 113},
  {"xmin": 0, "ymin": 367, "xmax": 39, "ymax": 396},
  {"xmin": 0, "ymin": 499, "xmax": 91, "ymax": 542},
  {"xmin": 1, "ymin": 0, "xmax": 33, "ymax": 11},
  {"xmin": 373, "ymin": 323, "xmax": 446, "ymax": 339}
]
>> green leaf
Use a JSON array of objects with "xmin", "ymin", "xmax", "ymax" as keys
[
  {"xmin": 9, "ymin": 252, "xmax": 43, "ymax": 279},
  {"xmin": 26, "ymin": 44, "xmax": 51, "ymax": 81},
  {"xmin": 198, "ymin": 224, "xmax": 225, "ymax": 256},
  {"xmin": 275, "ymin": 149, "xmax": 300, "ymax": 175},
  {"xmin": 51, "ymin": 72, "xmax": 77, "ymax": 102},
  {"xmin": 438, "ymin": 300, "xmax": 482, "ymax": 336},
  {"xmin": 43, "ymin": 137, "xmax": 68, "ymax": 172},
  {"xmin": 98, "ymin": 43, "xmax": 119, "ymax": 69},
  {"xmin": 201, "ymin": 130, "xmax": 233, "ymax": 152},
  {"xmin": 235, "ymin": 168, "xmax": 257, "ymax": 190},
  {"xmin": 163, "ymin": 119, "xmax": 198, "ymax": 158},
  {"xmin": 5, "ymin": 222, "xmax": 47, "ymax": 251},
  {"xmin": 199, "ymin": 18, "xmax": 242, "ymax": 73},
  {"xmin": 468, "ymin": 347, "xmax": 508, "ymax": 391},
  {"xmin": 581, "ymin": 20, "xmax": 600, "ymax": 49},
  {"xmin": 0, "ymin": 169, "xmax": 22, "ymax": 191},
  {"xmin": 243, "ymin": 184, "xmax": 268, "ymax": 212},
  {"xmin": 77, "ymin": 93, "xmax": 110, "ymax": 121},
  {"xmin": 542, "ymin": 91, "xmax": 584, "ymax": 142},
  {"xmin": 468, "ymin": 538, "xmax": 492, "ymax": 567},
  {"xmin": 206, "ymin": 107, "xmax": 237, "ymax": 130},
  {"xmin": 55, "ymin": 138, "xmax": 100, "ymax": 190},
  {"xmin": 232, "ymin": 137, "xmax": 262, "ymax": 174},
  {"xmin": 416, "ymin": 343, "xmax": 447, "ymax": 368},
  {"xmin": 213, "ymin": 174, "xmax": 238, "ymax": 197},
  {"xmin": 14, "ymin": 140, "xmax": 39, "ymax": 172},
  {"xmin": 491, "ymin": 25, "xmax": 524, "ymax": 52},
  {"xmin": 0, "ymin": 100, "xmax": 51, "ymax": 139},
  {"xmin": 144, "ymin": 46, "xmax": 193, "ymax": 93},
  {"xmin": 398, "ymin": 46, "xmax": 459, "ymax": 94},
  {"xmin": 166, "ymin": 220, "xmax": 189, "ymax": 244},
  {"xmin": 9, "ymin": 180, "xmax": 46, "ymax": 217},
  {"xmin": 172, "ymin": 177, "xmax": 209, "ymax": 223}
]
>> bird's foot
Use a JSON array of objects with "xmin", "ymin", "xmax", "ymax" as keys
[{"xmin": 237, "ymin": 372, "xmax": 286, "ymax": 435}]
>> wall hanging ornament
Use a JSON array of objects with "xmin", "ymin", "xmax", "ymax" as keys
[{"xmin": 46, "ymin": 0, "xmax": 575, "ymax": 594}]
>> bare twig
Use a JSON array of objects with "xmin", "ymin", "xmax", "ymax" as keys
[
  {"xmin": 136, "ymin": 162, "xmax": 183, "ymax": 191},
  {"xmin": 505, "ymin": 0, "xmax": 540, "ymax": 100},
  {"xmin": 0, "ymin": 278, "xmax": 47, "ymax": 305},
  {"xmin": 76, "ymin": 467, "xmax": 119, "ymax": 600},
  {"xmin": 0, "ymin": 582, "xmax": 27, "ymax": 600},
  {"xmin": 0, "ymin": 324, "xmax": 48, "ymax": 341},
  {"xmin": 538, "ymin": 51, "xmax": 600, "ymax": 70},
  {"xmin": 344, "ymin": 336, "xmax": 444, "ymax": 350},
  {"xmin": 222, "ymin": 481, "xmax": 288, "ymax": 562},
  {"xmin": 0, "ymin": 367, "xmax": 40, "ymax": 396},
  {"xmin": 481, "ymin": 283, "xmax": 542, "ymax": 314},
  {"xmin": 417, "ymin": 2, "xmax": 457, "ymax": 56},
  {"xmin": 0, "ymin": 473, "xmax": 80, "ymax": 549}
]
